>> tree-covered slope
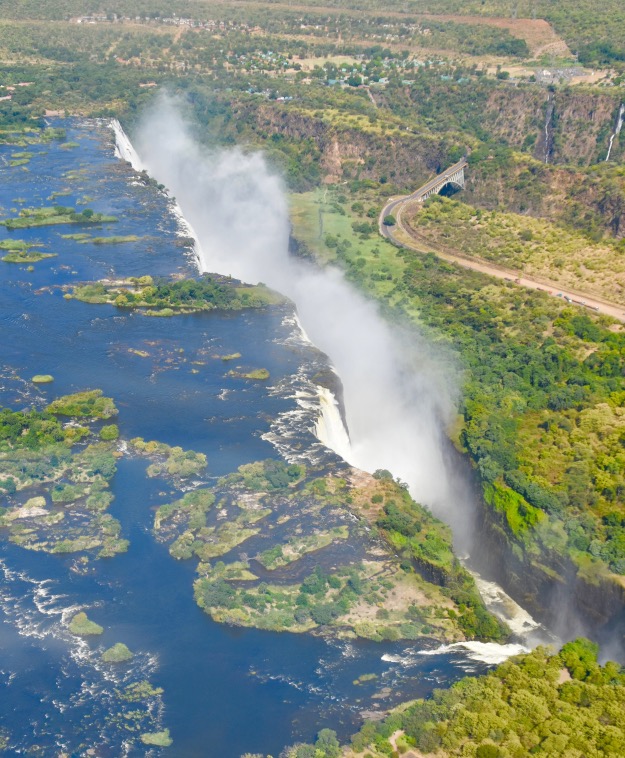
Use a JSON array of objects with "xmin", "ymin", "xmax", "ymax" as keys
[{"xmin": 279, "ymin": 639, "xmax": 625, "ymax": 757}]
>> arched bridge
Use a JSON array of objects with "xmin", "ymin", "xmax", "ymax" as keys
[
  {"xmin": 379, "ymin": 157, "xmax": 468, "ymax": 240},
  {"xmin": 414, "ymin": 157, "xmax": 467, "ymax": 201}
]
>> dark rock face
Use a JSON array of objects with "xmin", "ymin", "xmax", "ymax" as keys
[{"xmin": 471, "ymin": 496, "xmax": 625, "ymax": 656}]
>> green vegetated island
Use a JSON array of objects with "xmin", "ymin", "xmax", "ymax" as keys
[
  {"xmin": 0, "ymin": 385, "xmax": 218, "ymax": 562},
  {"xmin": 0, "ymin": 204, "xmax": 120, "ymax": 265},
  {"xmin": 153, "ymin": 460, "xmax": 507, "ymax": 643},
  {"xmin": 280, "ymin": 639, "xmax": 625, "ymax": 757},
  {"xmin": 62, "ymin": 231, "xmax": 140, "ymax": 245},
  {"xmin": 67, "ymin": 274, "xmax": 285, "ymax": 317},
  {"xmin": 1, "ymin": 205, "xmax": 117, "ymax": 230},
  {"xmin": 0, "ymin": 387, "xmax": 175, "ymax": 746},
  {"xmin": 0, "ymin": 239, "xmax": 55, "ymax": 264},
  {"xmin": 0, "ymin": 389, "xmax": 128, "ymax": 558}
]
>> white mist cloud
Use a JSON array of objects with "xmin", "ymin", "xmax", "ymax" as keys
[{"xmin": 135, "ymin": 94, "xmax": 468, "ymax": 529}]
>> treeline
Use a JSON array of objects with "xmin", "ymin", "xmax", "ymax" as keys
[
  {"xmin": 338, "ymin": 639, "xmax": 625, "ymax": 756},
  {"xmin": 380, "ymin": 251, "xmax": 625, "ymax": 576},
  {"xmin": 312, "ymin": 182, "xmax": 625, "ymax": 580},
  {"xmin": 0, "ymin": 408, "xmax": 66, "ymax": 450}
]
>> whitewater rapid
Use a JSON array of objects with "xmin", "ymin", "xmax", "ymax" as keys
[{"xmin": 0, "ymin": 557, "xmax": 164, "ymax": 752}]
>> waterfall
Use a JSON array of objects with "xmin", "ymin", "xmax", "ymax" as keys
[
  {"xmin": 314, "ymin": 385, "xmax": 353, "ymax": 463},
  {"xmin": 543, "ymin": 95, "xmax": 555, "ymax": 164},
  {"xmin": 605, "ymin": 103, "xmax": 625, "ymax": 162},
  {"xmin": 110, "ymin": 106, "xmax": 558, "ymax": 652},
  {"xmin": 111, "ymin": 116, "xmax": 350, "ymax": 463},
  {"xmin": 110, "ymin": 119, "xmax": 203, "ymax": 267},
  {"xmin": 110, "ymin": 119, "xmax": 144, "ymax": 170}
]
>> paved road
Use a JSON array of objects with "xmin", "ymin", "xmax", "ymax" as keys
[
  {"xmin": 379, "ymin": 158, "xmax": 467, "ymax": 241},
  {"xmin": 379, "ymin": 186, "xmax": 625, "ymax": 324}
]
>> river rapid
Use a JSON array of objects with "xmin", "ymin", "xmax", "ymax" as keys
[{"xmin": 0, "ymin": 119, "xmax": 542, "ymax": 756}]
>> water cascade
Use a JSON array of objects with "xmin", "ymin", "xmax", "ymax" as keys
[
  {"xmin": 111, "ymin": 119, "xmax": 203, "ymax": 264},
  {"xmin": 605, "ymin": 103, "xmax": 625, "ymax": 162},
  {"xmin": 130, "ymin": 101, "xmax": 456, "ymax": 510},
  {"xmin": 543, "ymin": 94, "xmax": 555, "ymax": 164},
  {"xmin": 111, "ymin": 119, "xmax": 144, "ymax": 169},
  {"xmin": 112, "ymin": 101, "xmax": 549, "ymax": 651},
  {"xmin": 314, "ymin": 385, "xmax": 353, "ymax": 462}
]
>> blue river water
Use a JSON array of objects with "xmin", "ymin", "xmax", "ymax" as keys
[{"xmin": 0, "ymin": 121, "xmax": 495, "ymax": 756}]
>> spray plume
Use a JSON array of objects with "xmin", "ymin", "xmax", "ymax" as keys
[{"xmin": 134, "ymin": 95, "xmax": 470, "ymax": 538}]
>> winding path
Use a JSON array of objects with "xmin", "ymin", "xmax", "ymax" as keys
[{"xmin": 379, "ymin": 186, "xmax": 625, "ymax": 324}]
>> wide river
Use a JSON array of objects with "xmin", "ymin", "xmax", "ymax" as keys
[{"xmin": 0, "ymin": 120, "xmax": 529, "ymax": 756}]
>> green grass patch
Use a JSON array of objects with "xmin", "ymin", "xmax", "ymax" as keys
[
  {"xmin": 290, "ymin": 188, "xmax": 406, "ymax": 303},
  {"xmin": 61, "ymin": 232, "xmax": 91, "ymax": 241},
  {"xmin": 83, "ymin": 235, "xmax": 140, "ymax": 245},
  {"xmin": 2, "ymin": 250, "xmax": 55, "ymax": 263},
  {"xmin": 0, "ymin": 238, "xmax": 55, "ymax": 263}
]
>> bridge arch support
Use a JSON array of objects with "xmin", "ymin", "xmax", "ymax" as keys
[{"xmin": 420, "ymin": 165, "xmax": 466, "ymax": 201}]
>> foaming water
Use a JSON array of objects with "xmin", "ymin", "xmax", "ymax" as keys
[
  {"xmin": 471, "ymin": 569, "xmax": 556, "ymax": 646},
  {"xmin": 0, "ymin": 556, "xmax": 164, "ymax": 753},
  {"xmin": 416, "ymin": 641, "xmax": 529, "ymax": 665},
  {"xmin": 379, "ymin": 639, "xmax": 529, "ymax": 668}
]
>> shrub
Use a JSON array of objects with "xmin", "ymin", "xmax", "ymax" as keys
[{"xmin": 99, "ymin": 424, "xmax": 119, "ymax": 441}]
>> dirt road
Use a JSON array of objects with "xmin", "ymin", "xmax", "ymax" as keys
[{"xmin": 379, "ymin": 195, "xmax": 625, "ymax": 324}]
